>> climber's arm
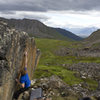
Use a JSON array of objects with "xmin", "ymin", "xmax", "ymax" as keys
[
  {"xmin": 24, "ymin": 51, "xmax": 28, "ymax": 68},
  {"xmin": 16, "ymin": 79, "xmax": 25, "ymax": 88}
]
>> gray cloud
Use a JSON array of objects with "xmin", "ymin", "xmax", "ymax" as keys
[
  {"xmin": 0, "ymin": 0, "xmax": 100, "ymax": 13},
  {"xmin": 0, "ymin": 11, "xmax": 15, "ymax": 14},
  {"xmin": 20, "ymin": 13, "xmax": 50, "ymax": 21},
  {"xmin": 0, "ymin": 10, "xmax": 49, "ymax": 22}
]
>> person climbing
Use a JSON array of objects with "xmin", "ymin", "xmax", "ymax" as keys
[{"xmin": 13, "ymin": 51, "xmax": 31, "ymax": 100}]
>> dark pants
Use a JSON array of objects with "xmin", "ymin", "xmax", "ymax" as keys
[{"xmin": 13, "ymin": 87, "xmax": 30, "ymax": 99}]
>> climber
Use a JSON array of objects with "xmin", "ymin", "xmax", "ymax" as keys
[{"xmin": 13, "ymin": 51, "xmax": 31, "ymax": 100}]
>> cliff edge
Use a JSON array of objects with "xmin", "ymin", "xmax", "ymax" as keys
[{"xmin": 0, "ymin": 21, "xmax": 40, "ymax": 100}]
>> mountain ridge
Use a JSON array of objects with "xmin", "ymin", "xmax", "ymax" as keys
[
  {"xmin": 55, "ymin": 28, "xmax": 82, "ymax": 41},
  {"xmin": 0, "ymin": 17, "xmax": 82, "ymax": 41},
  {"xmin": 85, "ymin": 29, "xmax": 100, "ymax": 42}
]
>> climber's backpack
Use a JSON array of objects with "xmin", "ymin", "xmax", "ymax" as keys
[{"xmin": 30, "ymin": 88, "xmax": 42, "ymax": 100}]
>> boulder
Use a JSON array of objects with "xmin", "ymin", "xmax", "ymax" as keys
[{"xmin": 0, "ymin": 21, "xmax": 40, "ymax": 100}]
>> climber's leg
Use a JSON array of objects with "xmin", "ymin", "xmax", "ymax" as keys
[{"xmin": 13, "ymin": 88, "xmax": 29, "ymax": 99}]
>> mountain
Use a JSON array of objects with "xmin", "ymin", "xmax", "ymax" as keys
[
  {"xmin": 55, "ymin": 28, "xmax": 82, "ymax": 41},
  {"xmin": 85, "ymin": 29, "xmax": 100, "ymax": 43},
  {"xmin": 82, "ymin": 29, "xmax": 100, "ymax": 49},
  {"xmin": 0, "ymin": 17, "xmax": 82, "ymax": 41}
]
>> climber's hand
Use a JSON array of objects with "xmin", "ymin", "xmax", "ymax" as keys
[
  {"xmin": 15, "ymin": 79, "xmax": 19, "ymax": 83},
  {"xmin": 24, "ymin": 51, "xmax": 27, "ymax": 56}
]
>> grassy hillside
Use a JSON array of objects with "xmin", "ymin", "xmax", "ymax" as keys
[
  {"xmin": 85, "ymin": 29, "xmax": 100, "ymax": 42},
  {"xmin": 34, "ymin": 38, "xmax": 98, "ymax": 90},
  {"xmin": 55, "ymin": 28, "xmax": 83, "ymax": 41}
]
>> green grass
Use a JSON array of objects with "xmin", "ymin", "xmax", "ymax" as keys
[
  {"xmin": 35, "ymin": 38, "xmax": 81, "ymax": 51},
  {"xmin": 35, "ymin": 38, "xmax": 100, "ymax": 65},
  {"xmin": 83, "ymin": 78, "xmax": 98, "ymax": 90},
  {"xmin": 34, "ymin": 65, "xmax": 83, "ymax": 85},
  {"xmin": 34, "ymin": 64, "xmax": 97, "ymax": 89},
  {"xmin": 75, "ymin": 56, "xmax": 100, "ymax": 63},
  {"xmin": 34, "ymin": 38, "xmax": 98, "ymax": 90},
  {"xmin": 39, "ymin": 54, "xmax": 100, "ymax": 66}
]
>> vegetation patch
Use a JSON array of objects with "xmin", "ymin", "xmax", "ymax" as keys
[
  {"xmin": 34, "ymin": 38, "xmax": 98, "ymax": 90},
  {"xmin": 82, "ymin": 78, "xmax": 98, "ymax": 90},
  {"xmin": 34, "ymin": 65, "xmax": 83, "ymax": 85}
]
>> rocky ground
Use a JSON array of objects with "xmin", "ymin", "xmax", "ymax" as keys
[
  {"xmin": 17, "ymin": 75, "xmax": 100, "ymax": 100},
  {"xmin": 68, "ymin": 63, "xmax": 100, "ymax": 81},
  {"xmin": 76, "ymin": 47, "xmax": 100, "ymax": 57}
]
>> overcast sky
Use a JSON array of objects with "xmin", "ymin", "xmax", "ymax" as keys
[{"xmin": 0, "ymin": 0, "xmax": 100, "ymax": 36}]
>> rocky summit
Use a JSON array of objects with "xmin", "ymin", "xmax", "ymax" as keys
[{"xmin": 0, "ymin": 21, "xmax": 40, "ymax": 100}]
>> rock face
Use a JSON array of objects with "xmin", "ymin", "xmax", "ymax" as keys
[{"xmin": 0, "ymin": 21, "xmax": 40, "ymax": 100}]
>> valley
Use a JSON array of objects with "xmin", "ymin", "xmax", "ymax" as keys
[{"xmin": 32, "ymin": 38, "xmax": 100, "ymax": 100}]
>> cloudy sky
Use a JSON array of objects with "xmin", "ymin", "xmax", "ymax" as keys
[{"xmin": 0, "ymin": 0, "xmax": 100, "ymax": 36}]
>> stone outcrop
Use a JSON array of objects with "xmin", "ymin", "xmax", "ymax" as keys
[
  {"xmin": 19, "ymin": 75, "xmax": 99, "ymax": 100},
  {"xmin": 0, "ymin": 21, "xmax": 40, "ymax": 100},
  {"xmin": 31, "ymin": 75, "xmax": 100, "ymax": 100},
  {"xmin": 76, "ymin": 48, "xmax": 100, "ymax": 57},
  {"xmin": 31, "ymin": 75, "xmax": 80, "ymax": 100},
  {"xmin": 30, "ymin": 75, "xmax": 93, "ymax": 100}
]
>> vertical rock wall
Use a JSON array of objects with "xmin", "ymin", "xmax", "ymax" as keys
[{"xmin": 0, "ymin": 21, "xmax": 40, "ymax": 100}]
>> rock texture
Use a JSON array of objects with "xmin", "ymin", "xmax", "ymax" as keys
[
  {"xmin": 30, "ymin": 75, "xmax": 94, "ymax": 100},
  {"xmin": 0, "ymin": 21, "xmax": 40, "ymax": 100},
  {"xmin": 68, "ymin": 63, "xmax": 100, "ymax": 81}
]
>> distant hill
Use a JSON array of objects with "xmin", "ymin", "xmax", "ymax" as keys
[
  {"xmin": 83, "ymin": 29, "xmax": 100, "ymax": 49},
  {"xmin": 0, "ymin": 17, "xmax": 82, "ymax": 41},
  {"xmin": 85, "ymin": 29, "xmax": 100, "ymax": 43},
  {"xmin": 55, "ymin": 28, "xmax": 82, "ymax": 41}
]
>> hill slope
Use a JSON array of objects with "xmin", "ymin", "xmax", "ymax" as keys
[
  {"xmin": 83, "ymin": 29, "xmax": 100, "ymax": 49},
  {"xmin": 85, "ymin": 29, "xmax": 100, "ymax": 43},
  {"xmin": 55, "ymin": 28, "xmax": 82, "ymax": 41},
  {"xmin": 0, "ymin": 17, "xmax": 82, "ymax": 41}
]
